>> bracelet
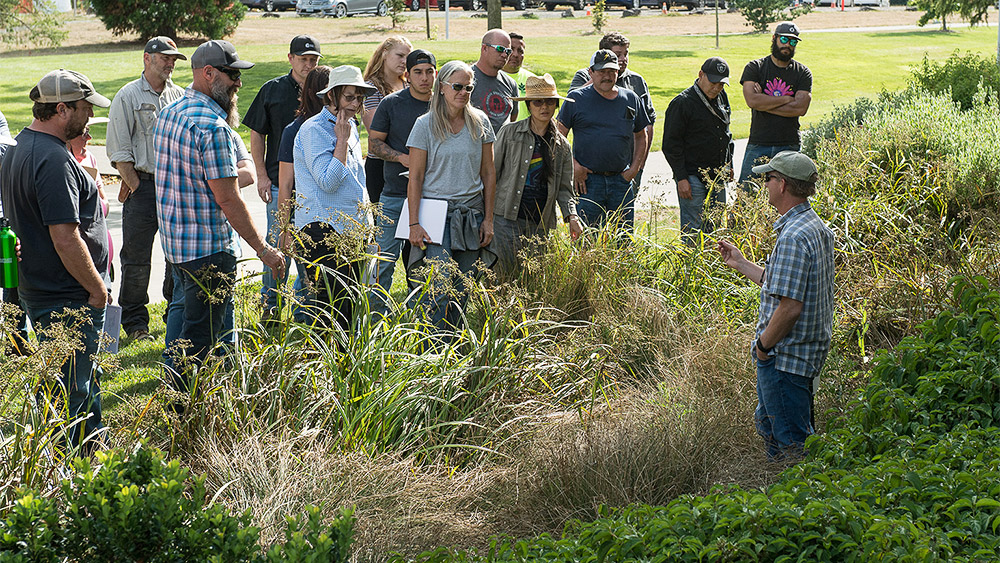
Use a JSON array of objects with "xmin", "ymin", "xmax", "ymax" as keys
[
  {"xmin": 410, "ymin": 222, "xmax": 419, "ymax": 227},
  {"xmin": 756, "ymin": 338, "xmax": 774, "ymax": 355}
]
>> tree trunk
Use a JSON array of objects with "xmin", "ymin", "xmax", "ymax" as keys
[{"xmin": 488, "ymin": 0, "xmax": 502, "ymax": 30}]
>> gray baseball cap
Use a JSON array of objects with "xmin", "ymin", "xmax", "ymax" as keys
[
  {"xmin": 751, "ymin": 151, "xmax": 818, "ymax": 181},
  {"xmin": 191, "ymin": 40, "xmax": 254, "ymax": 70},
  {"xmin": 145, "ymin": 36, "xmax": 187, "ymax": 60},
  {"xmin": 29, "ymin": 69, "xmax": 111, "ymax": 107}
]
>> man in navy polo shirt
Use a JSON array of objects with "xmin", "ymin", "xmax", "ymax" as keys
[{"xmin": 558, "ymin": 49, "xmax": 649, "ymax": 233}]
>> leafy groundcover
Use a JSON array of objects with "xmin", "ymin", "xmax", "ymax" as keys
[{"xmin": 408, "ymin": 276, "xmax": 1000, "ymax": 562}]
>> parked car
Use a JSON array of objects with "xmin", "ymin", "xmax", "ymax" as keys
[
  {"xmin": 816, "ymin": 0, "xmax": 853, "ymax": 5},
  {"xmin": 665, "ymin": 0, "xmax": 726, "ymax": 10},
  {"xmin": 543, "ymin": 0, "xmax": 585, "ymax": 10},
  {"xmin": 241, "ymin": 0, "xmax": 297, "ymax": 11},
  {"xmin": 409, "ymin": 0, "xmax": 482, "ymax": 10},
  {"xmin": 297, "ymin": 0, "xmax": 389, "ymax": 16}
]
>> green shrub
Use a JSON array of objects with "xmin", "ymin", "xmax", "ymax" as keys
[
  {"xmin": 911, "ymin": 50, "xmax": 1000, "ymax": 111},
  {"xmin": 89, "ymin": 0, "xmax": 245, "ymax": 40},
  {"xmin": 729, "ymin": 0, "xmax": 808, "ymax": 33},
  {"xmin": 800, "ymin": 95, "xmax": 878, "ymax": 158},
  {"xmin": 0, "ymin": 443, "xmax": 355, "ymax": 561}
]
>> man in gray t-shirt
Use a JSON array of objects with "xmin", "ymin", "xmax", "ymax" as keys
[{"xmin": 471, "ymin": 29, "xmax": 518, "ymax": 134}]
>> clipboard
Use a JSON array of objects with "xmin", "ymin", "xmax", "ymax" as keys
[{"xmin": 395, "ymin": 198, "xmax": 448, "ymax": 245}]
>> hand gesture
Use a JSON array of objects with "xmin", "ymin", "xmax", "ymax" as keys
[{"xmin": 573, "ymin": 160, "xmax": 592, "ymax": 195}]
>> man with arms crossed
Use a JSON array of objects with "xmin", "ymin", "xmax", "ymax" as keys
[
  {"xmin": 718, "ymin": 151, "xmax": 834, "ymax": 461},
  {"xmin": 0, "ymin": 70, "xmax": 112, "ymax": 447},
  {"xmin": 738, "ymin": 22, "xmax": 812, "ymax": 188},
  {"xmin": 107, "ymin": 36, "xmax": 185, "ymax": 342},
  {"xmin": 367, "ymin": 49, "xmax": 437, "ymax": 315},
  {"xmin": 154, "ymin": 40, "xmax": 285, "ymax": 388}
]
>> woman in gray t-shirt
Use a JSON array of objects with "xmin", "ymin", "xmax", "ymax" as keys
[{"xmin": 405, "ymin": 60, "xmax": 497, "ymax": 331}]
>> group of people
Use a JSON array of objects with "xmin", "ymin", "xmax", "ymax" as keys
[{"xmin": 0, "ymin": 21, "xmax": 832, "ymax": 460}]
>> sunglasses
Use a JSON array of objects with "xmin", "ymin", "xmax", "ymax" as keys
[
  {"xmin": 778, "ymin": 36, "xmax": 799, "ymax": 47},
  {"xmin": 765, "ymin": 174, "xmax": 780, "ymax": 183},
  {"xmin": 442, "ymin": 81, "xmax": 475, "ymax": 93},
  {"xmin": 529, "ymin": 99, "xmax": 558, "ymax": 106},
  {"xmin": 213, "ymin": 66, "xmax": 241, "ymax": 81},
  {"xmin": 485, "ymin": 43, "xmax": 512, "ymax": 56},
  {"xmin": 341, "ymin": 93, "xmax": 366, "ymax": 104}
]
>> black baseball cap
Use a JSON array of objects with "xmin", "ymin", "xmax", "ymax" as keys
[
  {"xmin": 774, "ymin": 21, "xmax": 802, "ymax": 40},
  {"xmin": 191, "ymin": 40, "xmax": 254, "ymax": 70},
  {"xmin": 145, "ymin": 36, "xmax": 187, "ymax": 60},
  {"xmin": 701, "ymin": 56, "xmax": 730, "ymax": 84},
  {"xmin": 406, "ymin": 49, "xmax": 436, "ymax": 71},
  {"xmin": 590, "ymin": 49, "xmax": 619, "ymax": 72},
  {"xmin": 290, "ymin": 35, "xmax": 321, "ymax": 56}
]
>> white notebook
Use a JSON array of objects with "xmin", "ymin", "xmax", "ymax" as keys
[{"xmin": 395, "ymin": 198, "xmax": 448, "ymax": 245}]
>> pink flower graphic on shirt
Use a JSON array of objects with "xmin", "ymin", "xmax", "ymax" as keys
[{"xmin": 763, "ymin": 78, "xmax": 794, "ymax": 97}]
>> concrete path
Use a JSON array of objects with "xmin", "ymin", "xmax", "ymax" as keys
[{"xmin": 94, "ymin": 139, "xmax": 749, "ymax": 303}]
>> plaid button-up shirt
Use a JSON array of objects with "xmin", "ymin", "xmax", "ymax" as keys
[
  {"xmin": 756, "ymin": 202, "xmax": 835, "ymax": 378},
  {"xmin": 153, "ymin": 87, "xmax": 242, "ymax": 264}
]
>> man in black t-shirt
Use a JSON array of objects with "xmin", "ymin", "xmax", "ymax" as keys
[
  {"xmin": 367, "ymin": 49, "xmax": 436, "ymax": 315},
  {"xmin": 738, "ymin": 21, "xmax": 812, "ymax": 188},
  {"xmin": 0, "ymin": 69, "xmax": 112, "ymax": 448}
]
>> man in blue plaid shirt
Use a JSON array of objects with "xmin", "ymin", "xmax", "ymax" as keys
[
  {"xmin": 717, "ymin": 151, "xmax": 834, "ymax": 461},
  {"xmin": 154, "ymin": 40, "xmax": 286, "ymax": 389}
]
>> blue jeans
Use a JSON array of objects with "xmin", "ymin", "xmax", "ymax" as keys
[
  {"xmin": 259, "ymin": 184, "xmax": 290, "ymax": 310},
  {"xmin": 163, "ymin": 252, "xmax": 236, "ymax": 389},
  {"xmin": 118, "ymin": 177, "xmax": 159, "ymax": 333},
  {"xmin": 738, "ymin": 143, "xmax": 800, "ymax": 190},
  {"xmin": 412, "ymin": 213, "xmax": 483, "ymax": 331},
  {"xmin": 678, "ymin": 175, "xmax": 726, "ymax": 242},
  {"xmin": 755, "ymin": 353, "xmax": 814, "ymax": 460},
  {"xmin": 577, "ymin": 173, "xmax": 635, "ymax": 232},
  {"xmin": 372, "ymin": 194, "xmax": 408, "ymax": 315},
  {"xmin": 23, "ymin": 300, "xmax": 105, "ymax": 447}
]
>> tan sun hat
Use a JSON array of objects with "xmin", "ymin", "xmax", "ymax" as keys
[
  {"xmin": 510, "ymin": 73, "xmax": 573, "ymax": 102},
  {"xmin": 316, "ymin": 65, "xmax": 377, "ymax": 98}
]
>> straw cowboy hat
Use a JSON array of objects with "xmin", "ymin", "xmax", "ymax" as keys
[{"xmin": 510, "ymin": 73, "xmax": 573, "ymax": 102}]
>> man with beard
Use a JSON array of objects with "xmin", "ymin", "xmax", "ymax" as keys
[
  {"xmin": 153, "ymin": 40, "xmax": 286, "ymax": 390},
  {"xmin": 471, "ymin": 28, "xmax": 518, "ymax": 134},
  {"xmin": 569, "ymin": 32, "xmax": 656, "ymax": 192},
  {"xmin": 367, "ymin": 49, "xmax": 436, "ymax": 315},
  {"xmin": 662, "ymin": 57, "xmax": 734, "ymax": 242},
  {"xmin": 0, "ymin": 70, "xmax": 112, "ymax": 448},
  {"xmin": 738, "ymin": 21, "xmax": 812, "ymax": 188},
  {"xmin": 107, "ymin": 36, "xmax": 186, "ymax": 342},
  {"xmin": 557, "ymin": 50, "xmax": 649, "ymax": 233},
  {"xmin": 244, "ymin": 35, "xmax": 320, "ymax": 320}
]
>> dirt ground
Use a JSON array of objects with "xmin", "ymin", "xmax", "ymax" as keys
[{"xmin": 16, "ymin": 6, "xmax": 935, "ymax": 53}]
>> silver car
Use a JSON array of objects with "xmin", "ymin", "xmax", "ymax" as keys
[{"xmin": 297, "ymin": 0, "xmax": 388, "ymax": 17}]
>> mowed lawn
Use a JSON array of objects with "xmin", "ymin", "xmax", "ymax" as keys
[{"xmin": 0, "ymin": 25, "xmax": 995, "ymax": 149}]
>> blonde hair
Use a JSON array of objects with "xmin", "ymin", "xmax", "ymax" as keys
[
  {"xmin": 429, "ymin": 60, "xmax": 487, "ymax": 142},
  {"xmin": 363, "ymin": 36, "xmax": 412, "ymax": 96}
]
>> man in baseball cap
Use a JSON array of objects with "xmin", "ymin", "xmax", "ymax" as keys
[
  {"xmin": 1, "ymin": 69, "xmax": 114, "ymax": 448},
  {"xmin": 190, "ymin": 39, "xmax": 255, "ymax": 70},
  {"xmin": 244, "ymin": 34, "xmax": 320, "ymax": 320},
  {"xmin": 662, "ymin": 56, "xmax": 733, "ymax": 241},
  {"xmin": 717, "ymin": 150, "xmax": 834, "ymax": 462},
  {"xmin": 738, "ymin": 20, "xmax": 813, "ymax": 189},
  {"xmin": 145, "ymin": 36, "xmax": 187, "ymax": 60}
]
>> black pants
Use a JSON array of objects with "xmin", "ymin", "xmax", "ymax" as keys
[
  {"xmin": 118, "ymin": 177, "xmax": 160, "ymax": 333},
  {"xmin": 296, "ymin": 222, "xmax": 363, "ymax": 330},
  {"xmin": 365, "ymin": 157, "xmax": 385, "ymax": 205}
]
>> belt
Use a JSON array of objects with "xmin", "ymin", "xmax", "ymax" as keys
[
  {"xmin": 137, "ymin": 171, "xmax": 154, "ymax": 180},
  {"xmin": 591, "ymin": 170, "xmax": 624, "ymax": 177}
]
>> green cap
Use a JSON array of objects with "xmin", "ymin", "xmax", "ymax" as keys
[{"xmin": 751, "ymin": 151, "xmax": 817, "ymax": 181}]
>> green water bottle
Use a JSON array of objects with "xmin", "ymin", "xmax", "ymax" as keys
[{"xmin": 0, "ymin": 217, "xmax": 17, "ymax": 288}]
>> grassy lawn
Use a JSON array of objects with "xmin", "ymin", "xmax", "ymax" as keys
[{"xmin": 0, "ymin": 26, "xmax": 994, "ymax": 149}]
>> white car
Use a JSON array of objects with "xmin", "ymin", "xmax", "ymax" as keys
[{"xmin": 297, "ymin": 0, "xmax": 388, "ymax": 17}]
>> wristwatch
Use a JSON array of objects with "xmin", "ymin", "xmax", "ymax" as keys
[{"xmin": 755, "ymin": 338, "xmax": 775, "ymax": 357}]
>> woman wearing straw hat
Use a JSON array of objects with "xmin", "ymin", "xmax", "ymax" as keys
[
  {"xmin": 292, "ymin": 65, "xmax": 376, "ymax": 329},
  {"xmin": 492, "ymin": 73, "xmax": 581, "ymax": 278}
]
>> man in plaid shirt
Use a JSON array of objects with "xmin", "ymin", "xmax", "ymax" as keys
[
  {"xmin": 717, "ymin": 151, "xmax": 834, "ymax": 461},
  {"xmin": 154, "ymin": 40, "xmax": 286, "ymax": 389}
]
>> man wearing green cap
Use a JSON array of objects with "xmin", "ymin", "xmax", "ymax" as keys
[{"xmin": 717, "ymin": 150, "xmax": 834, "ymax": 461}]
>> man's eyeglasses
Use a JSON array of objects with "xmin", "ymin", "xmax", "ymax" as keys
[
  {"xmin": 213, "ymin": 66, "xmax": 241, "ymax": 81},
  {"xmin": 485, "ymin": 43, "xmax": 512, "ymax": 56},
  {"xmin": 442, "ymin": 81, "xmax": 475, "ymax": 93},
  {"xmin": 765, "ymin": 174, "xmax": 780, "ymax": 183},
  {"xmin": 778, "ymin": 36, "xmax": 799, "ymax": 47}
]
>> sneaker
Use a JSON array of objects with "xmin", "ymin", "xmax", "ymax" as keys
[{"xmin": 128, "ymin": 329, "xmax": 154, "ymax": 342}]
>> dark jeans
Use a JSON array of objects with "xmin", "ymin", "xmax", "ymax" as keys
[
  {"xmin": 738, "ymin": 143, "xmax": 800, "ymax": 191},
  {"xmin": 118, "ymin": 177, "xmax": 159, "ymax": 333},
  {"xmin": 678, "ymin": 174, "xmax": 727, "ymax": 244},
  {"xmin": 577, "ymin": 173, "xmax": 636, "ymax": 233},
  {"xmin": 163, "ymin": 252, "xmax": 236, "ymax": 390},
  {"xmin": 754, "ymin": 352, "xmax": 814, "ymax": 461},
  {"xmin": 365, "ymin": 157, "xmax": 385, "ymax": 204},
  {"xmin": 2, "ymin": 286, "xmax": 29, "ymax": 353},
  {"xmin": 22, "ymin": 300, "xmax": 106, "ymax": 448},
  {"xmin": 296, "ymin": 222, "xmax": 363, "ymax": 331}
]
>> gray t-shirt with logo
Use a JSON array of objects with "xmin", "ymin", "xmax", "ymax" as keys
[{"xmin": 471, "ymin": 65, "xmax": 517, "ymax": 134}]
